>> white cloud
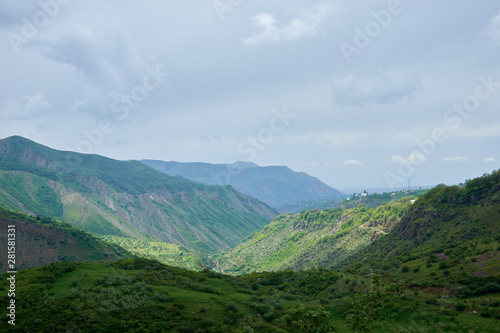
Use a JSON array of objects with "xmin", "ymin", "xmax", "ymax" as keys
[
  {"xmin": 486, "ymin": 11, "xmax": 500, "ymax": 42},
  {"xmin": 391, "ymin": 153, "xmax": 427, "ymax": 166},
  {"xmin": 243, "ymin": 2, "xmax": 335, "ymax": 46},
  {"xmin": 0, "ymin": 92, "xmax": 51, "ymax": 119},
  {"xmin": 342, "ymin": 159, "xmax": 363, "ymax": 166},
  {"xmin": 443, "ymin": 156, "xmax": 470, "ymax": 162},
  {"xmin": 331, "ymin": 68, "xmax": 421, "ymax": 106},
  {"xmin": 483, "ymin": 157, "xmax": 496, "ymax": 163}
]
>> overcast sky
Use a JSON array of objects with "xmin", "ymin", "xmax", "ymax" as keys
[{"xmin": 1, "ymin": 0, "xmax": 499, "ymax": 190}]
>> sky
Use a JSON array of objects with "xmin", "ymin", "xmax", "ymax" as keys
[{"xmin": 0, "ymin": 0, "xmax": 499, "ymax": 191}]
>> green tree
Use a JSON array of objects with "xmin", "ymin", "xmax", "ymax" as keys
[
  {"xmin": 282, "ymin": 305, "xmax": 334, "ymax": 332},
  {"xmin": 347, "ymin": 274, "xmax": 402, "ymax": 333}
]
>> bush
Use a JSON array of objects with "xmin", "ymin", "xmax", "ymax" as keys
[
  {"xmin": 480, "ymin": 310, "xmax": 493, "ymax": 318},
  {"xmin": 455, "ymin": 303, "xmax": 466, "ymax": 311},
  {"xmin": 439, "ymin": 262, "xmax": 450, "ymax": 270},
  {"xmin": 263, "ymin": 311, "xmax": 277, "ymax": 321},
  {"xmin": 401, "ymin": 265, "xmax": 410, "ymax": 273}
]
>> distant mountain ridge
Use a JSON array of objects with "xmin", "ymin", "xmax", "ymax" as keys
[
  {"xmin": 141, "ymin": 160, "xmax": 346, "ymax": 209},
  {"xmin": 0, "ymin": 136, "xmax": 277, "ymax": 254}
]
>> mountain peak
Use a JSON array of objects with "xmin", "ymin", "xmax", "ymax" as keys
[{"xmin": 229, "ymin": 161, "xmax": 259, "ymax": 169}]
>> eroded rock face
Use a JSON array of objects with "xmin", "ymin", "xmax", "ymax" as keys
[{"xmin": 0, "ymin": 217, "xmax": 125, "ymax": 273}]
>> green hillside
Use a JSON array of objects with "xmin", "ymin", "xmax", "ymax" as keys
[
  {"xmin": 99, "ymin": 235, "xmax": 212, "ymax": 271},
  {"xmin": 215, "ymin": 197, "xmax": 415, "ymax": 274},
  {"xmin": 1, "ymin": 258, "xmax": 498, "ymax": 332},
  {"xmin": 0, "ymin": 205, "xmax": 132, "ymax": 273},
  {"xmin": 216, "ymin": 171, "xmax": 500, "ymax": 282},
  {"xmin": 0, "ymin": 136, "xmax": 277, "ymax": 254},
  {"xmin": 339, "ymin": 171, "xmax": 500, "ymax": 288}
]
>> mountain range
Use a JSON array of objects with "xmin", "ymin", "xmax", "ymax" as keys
[
  {"xmin": 0, "ymin": 136, "xmax": 499, "ymax": 331},
  {"xmin": 141, "ymin": 159, "xmax": 346, "ymax": 209},
  {"xmin": 0, "ymin": 136, "xmax": 277, "ymax": 254}
]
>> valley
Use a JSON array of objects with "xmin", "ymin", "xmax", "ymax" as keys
[{"xmin": 0, "ymin": 136, "xmax": 499, "ymax": 332}]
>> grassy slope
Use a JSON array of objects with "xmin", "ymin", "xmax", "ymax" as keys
[
  {"xmin": 216, "ymin": 197, "xmax": 414, "ymax": 274},
  {"xmin": 1, "ymin": 258, "xmax": 498, "ymax": 332},
  {"xmin": 0, "ymin": 136, "xmax": 277, "ymax": 253},
  {"xmin": 339, "ymin": 171, "xmax": 500, "ymax": 290},
  {"xmin": 99, "ymin": 235, "xmax": 213, "ymax": 271}
]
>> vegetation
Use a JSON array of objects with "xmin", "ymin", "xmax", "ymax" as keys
[
  {"xmin": 216, "ymin": 197, "xmax": 415, "ymax": 274},
  {"xmin": 1, "ymin": 136, "xmax": 499, "ymax": 332},
  {"xmin": 100, "ymin": 235, "xmax": 211, "ymax": 271},
  {"xmin": 1, "ymin": 258, "xmax": 499, "ymax": 332}
]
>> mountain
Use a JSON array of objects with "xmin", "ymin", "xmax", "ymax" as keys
[
  {"xmin": 0, "ymin": 136, "xmax": 277, "ymax": 254},
  {"xmin": 216, "ymin": 170, "xmax": 500, "ymax": 279},
  {"xmin": 0, "ymin": 205, "xmax": 131, "ymax": 273},
  {"xmin": 141, "ymin": 160, "xmax": 346, "ymax": 209}
]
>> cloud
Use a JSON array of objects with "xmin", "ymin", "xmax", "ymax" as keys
[
  {"xmin": 486, "ymin": 11, "xmax": 500, "ymax": 43},
  {"xmin": 443, "ymin": 156, "xmax": 470, "ymax": 162},
  {"xmin": 283, "ymin": 131, "xmax": 364, "ymax": 146},
  {"xmin": 342, "ymin": 159, "xmax": 363, "ymax": 166},
  {"xmin": 0, "ymin": 92, "xmax": 51, "ymax": 119},
  {"xmin": 391, "ymin": 153, "xmax": 427, "ymax": 165},
  {"xmin": 37, "ymin": 24, "xmax": 146, "ymax": 91},
  {"xmin": 243, "ymin": 2, "xmax": 334, "ymax": 46},
  {"xmin": 483, "ymin": 157, "xmax": 496, "ymax": 163},
  {"xmin": 331, "ymin": 68, "xmax": 422, "ymax": 106}
]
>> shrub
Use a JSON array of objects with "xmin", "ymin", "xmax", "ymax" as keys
[
  {"xmin": 263, "ymin": 311, "xmax": 277, "ymax": 321},
  {"xmin": 480, "ymin": 310, "xmax": 493, "ymax": 318},
  {"xmin": 426, "ymin": 298, "xmax": 439, "ymax": 305},
  {"xmin": 439, "ymin": 262, "xmax": 450, "ymax": 270},
  {"xmin": 401, "ymin": 266, "xmax": 410, "ymax": 273}
]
